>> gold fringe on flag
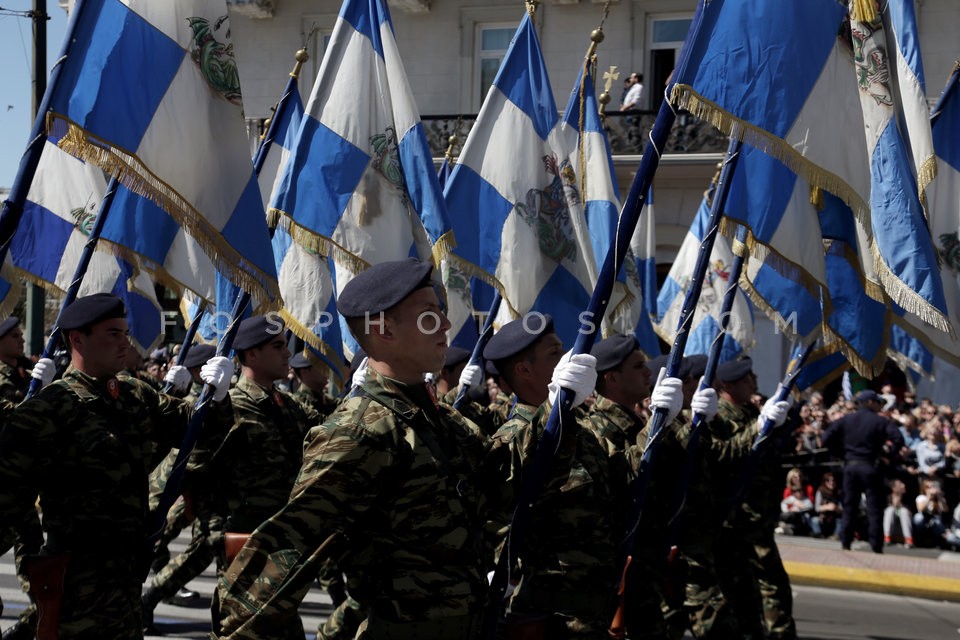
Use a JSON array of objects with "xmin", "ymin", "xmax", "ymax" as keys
[
  {"xmin": 669, "ymin": 84, "xmax": 954, "ymax": 336},
  {"xmin": 850, "ymin": 0, "xmax": 879, "ymax": 25},
  {"xmin": 48, "ymin": 114, "xmax": 282, "ymax": 311}
]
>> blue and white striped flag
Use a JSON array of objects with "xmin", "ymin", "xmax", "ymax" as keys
[
  {"xmin": 656, "ymin": 191, "xmax": 754, "ymax": 362},
  {"xmin": 898, "ymin": 63, "xmax": 960, "ymax": 368},
  {"xmin": 46, "ymin": 0, "xmax": 278, "ymax": 309},
  {"xmin": 10, "ymin": 140, "xmax": 163, "ymax": 354},
  {"xmin": 671, "ymin": 0, "xmax": 948, "ymax": 335},
  {"xmin": 444, "ymin": 14, "xmax": 599, "ymax": 344},
  {"xmin": 561, "ymin": 66, "xmax": 658, "ymax": 355},
  {"xmin": 268, "ymin": 0, "xmax": 452, "ymax": 332},
  {"xmin": 259, "ymin": 80, "xmax": 347, "ymax": 386}
]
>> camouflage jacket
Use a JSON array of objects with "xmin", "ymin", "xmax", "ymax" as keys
[
  {"xmin": 292, "ymin": 385, "xmax": 337, "ymax": 420},
  {"xmin": 439, "ymin": 386, "xmax": 510, "ymax": 437},
  {"xmin": 215, "ymin": 376, "xmax": 319, "ymax": 532},
  {"xmin": 0, "ymin": 367, "xmax": 230, "ymax": 560},
  {"xmin": 0, "ymin": 360, "xmax": 28, "ymax": 415},
  {"xmin": 486, "ymin": 400, "xmax": 618, "ymax": 622},
  {"xmin": 214, "ymin": 368, "xmax": 489, "ymax": 636}
]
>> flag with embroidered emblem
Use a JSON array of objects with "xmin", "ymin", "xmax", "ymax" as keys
[
  {"xmin": 897, "ymin": 62, "xmax": 960, "ymax": 369},
  {"xmin": 656, "ymin": 189, "xmax": 754, "ymax": 361},
  {"xmin": 670, "ymin": 0, "xmax": 948, "ymax": 336},
  {"xmin": 267, "ymin": 0, "xmax": 453, "ymax": 359},
  {"xmin": 444, "ymin": 13, "xmax": 599, "ymax": 344},
  {"xmin": 560, "ymin": 65, "xmax": 658, "ymax": 354},
  {"xmin": 44, "ymin": 0, "xmax": 278, "ymax": 310},
  {"xmin": 9, "ymin": 139, "xmax": 164, "ymax": 354}
]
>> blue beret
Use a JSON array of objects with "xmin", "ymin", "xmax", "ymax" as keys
[
  {"xmin": 855, "ymin": 389, "xmax": 880, "ymax": 405},
  {"xmin": 350, "ymin": 347, "xmax": 367, "ymax": 372},
  {"xmin": 59, "ymin": 293, "xmax": 126, "ymax": 331},
  {"xmin": 182, "ymin": 344, "xmax": 216, "ymax": 369},
  {"xmin": 0, "ymin": 316, "xmax": 19, "ymax": 338},
  {"xmin": 337, "ymin": 258, "xmax": 434, "ymax": 319},
  {"xmin": 591, "ymin": 334, "xmax": 639, "ymax": 372},
  {"xmin": 444, "ymin": 346, "xmax": 471, "ymax": 369},
  {"xmin": 483, "ymin": 314, "xmax": 554, "ymax": 362},
  {"xmin": 233, "ymin": 315, "xmax": 285, "ymax": 351},
  {"xmin": 685, "ymin": 354, "xmax": 708, "ymax": 380},
  {"xmin": 289, "ymin": 352, "xmax": 312, "ymax": 369},
  {"xmin": 716, "ymin": 356, "xmax": 754, "ymax": 383}
]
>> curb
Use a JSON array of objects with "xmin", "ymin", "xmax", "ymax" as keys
[{"xmin": 784, "ymin": 560, "xmax": 960, "ymax": 602}]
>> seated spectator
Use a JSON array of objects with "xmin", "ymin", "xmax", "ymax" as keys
[
  {"xmin": 781, "ymin": 487, "xmax": 819, "ymax": 537},
  {"xmin": 815, "ymin": 472, "xmax": 841, "ymax": 538},
  {"xmin": 780, "ymin": 468, "xmax": 818, "ymax": 536},
  {"xmin": 913, "ymin": 478, "xmax": 950, "ymax": 548},
  {"xmin": 883, "ymin": 478, "xmax": 913, "ymax": 547},
  {"xmin": 945, "ymin": 439, "xmax": 960, "ymax": 479},
  {"xmin": 916, "ymin": 423, "xmax": 946, "ymax": 478},
  {"xmin": 783, "ymin": 467, "xmax": 815, "ymax": 502},
  {"xmin": 944, "ymin": 503, "xmax": 960, "ymax": 552}
]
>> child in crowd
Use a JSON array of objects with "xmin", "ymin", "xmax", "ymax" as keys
[
  {"xmin": 883, "ymin": 478, "xmax": 913, "ymax": 547},
  {"xmin": 814, "ymin": 472, "xmax": 841, "ymax": 538}
]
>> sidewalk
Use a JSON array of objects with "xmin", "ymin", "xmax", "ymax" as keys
[{"xmin": 775, "ymin": 533, "xmax": 960, "ymax": 602}]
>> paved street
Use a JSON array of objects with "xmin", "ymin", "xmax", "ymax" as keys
[{"xmin": 3, "ymin": 532, "xmax": 960, "ymax": 639}]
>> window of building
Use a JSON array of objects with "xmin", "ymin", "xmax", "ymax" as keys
[
  {"xmin": 648, "ymin": 15, "xmax": 693, "ymax": 111},
  {"xmin": 301, "ymin": 16, "xmax": 335, "ymax": 85},
  {"xmin": 475, "ymin": 24, "xmax": 515, "ymax": 106}
]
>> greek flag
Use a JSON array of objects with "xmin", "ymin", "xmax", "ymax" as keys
[
  {"xmin": 898, "ymin": 63, "xmax": 960, "ymax": 367},
  {"xmin": 561, "ymin": 66, "xmax": 658, "ymax": 355},
  {"xmin": 444, "ymin": 14, "xmax": 599, "ymax": 344},
  {"xmin": 671, "ymin": 0, "xmax": 948, "ymax": 334},
  {"xmin": 10, "ymin": 140, "xmax": 163, "ymax": 354},
  {"xmin": 268, "ymin": 0, "xmax": 452, "ymax": 331},
  {"xmin": 45, "ymin": 0, "xmax": 278, "ymax": 308},
  {"xmin": 257, "ymin": 81, "xmax": 346, "ymax": 385},
  {"xmin": 656, "ymin": 190, "xmax": 754, "ymax": 362}
]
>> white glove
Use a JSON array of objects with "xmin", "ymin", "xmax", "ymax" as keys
[
  {"xmin": 758, "ymin": 389, "xmax": 793, "ymax": 430},
  {"xmin": 351, "ymin": 356, "xmax": 368, "ymax": 389},
  {"xmin": 690, "ymin": 380, "xmax": 718, "ymax": 421},
  {"xmin": 650, "ymin": 367, "xmax": 683, "ymax": 424},
  {"xmin": 30, "ymin": 358, "xmax": 56, "ymax": 388},
  {"xmin": 200, "ymin": 356, "xmax": 233, "ymax": 402},
  {"xmin": 458, "ymin": 362, "xmax": 483, "ymax": 391},
  {"xmin": 163, "ymin": 365, "xmax": 191, "ymax": 393},
  {"xmin": 547, "ymin": 351, "xmax": 597, "ymax": 408}
]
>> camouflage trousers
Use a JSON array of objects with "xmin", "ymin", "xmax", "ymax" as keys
[
  {"xmin": 150, "ymin": 515, "xmax": 225, "ymax": 599},
  {"xmin": 682, "ymin": 551, "xmax": 741, "ymax": 639},
  {"xmin": 318, "ymin": 595, "xmax": 366, "ymax": 640},
  {"xmin": 149, "ymin": 496, "xmax": 194, "ymax": 574},
  {"xmin": 0, "ymin": 514, "xmax": 43, "ymax": 631},
  {"xmin": 716, "ymin": 522, "xmax": 796, "ymax": 640},
  {"xmin": 48, "ymin": 556, "xmax": 143, "ymax": 640}
]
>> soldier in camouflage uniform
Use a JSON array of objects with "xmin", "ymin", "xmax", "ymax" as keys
[
  {"xmin": 0, "ymin": 317, "xmax": 45, "ymax": 640},
  {"xmin": 213, "ymin": 258, "xmax": 491, "ymax": 639},
  {"xmin": 142, "ymin": 343, "xmax": 236, "ymax": 630},
  {"xmin": 483, "ymin": 314, "xmax": 613, "ymax": 638},
  {"xmin": 710, "ymin": 357, "xmax": 794, "ymax": 640},
  {"xmin": 0, "ymin": 293, "xmax": 234, "ymax": 640},
  {"xmin": 290, "ymin": 352, "xmax": 339, "ymax": 418}
]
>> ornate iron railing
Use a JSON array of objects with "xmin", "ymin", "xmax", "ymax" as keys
[{"xmin": 243, "ymin": 110, "xmax": 728, "ymax": 160}]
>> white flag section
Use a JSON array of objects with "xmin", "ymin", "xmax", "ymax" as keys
[{"xmin": 9, "ymin": 140, "xmax": 164, "ymax": 354}]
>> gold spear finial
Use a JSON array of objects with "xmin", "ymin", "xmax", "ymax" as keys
[
  {"xmin": 445, "ymin": 133, "xmax": 459, "ymax": 163},
  {"xmin": 599, "ymin": 65, "xmax": 619, "ymax": 121},
  {"xmin": 291, "ymin": 47, "xmax": 309, "ymax": 79}
]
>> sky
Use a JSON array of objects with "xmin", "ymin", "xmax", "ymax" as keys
[{"xmin": 0, "ymin": 2, "xmax": 68, "ymax": 189}]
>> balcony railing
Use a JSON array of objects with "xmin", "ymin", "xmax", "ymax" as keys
[
  {"xmin": 244, "ymin": 110, "xmax": 728, "ymax": 161},
  {"xmin": 420, "ymin": 110, "xmax": 729, "ymax": 157}
]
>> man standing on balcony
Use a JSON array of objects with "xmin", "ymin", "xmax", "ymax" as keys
[{"xmin": 621, "ymin": 72, "xmax": 644, "ymax": 111}]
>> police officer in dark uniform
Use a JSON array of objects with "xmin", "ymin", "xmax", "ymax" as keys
[{"xmin": 822, "ymin": 389, "xmax": 904, "ymax": 553}]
